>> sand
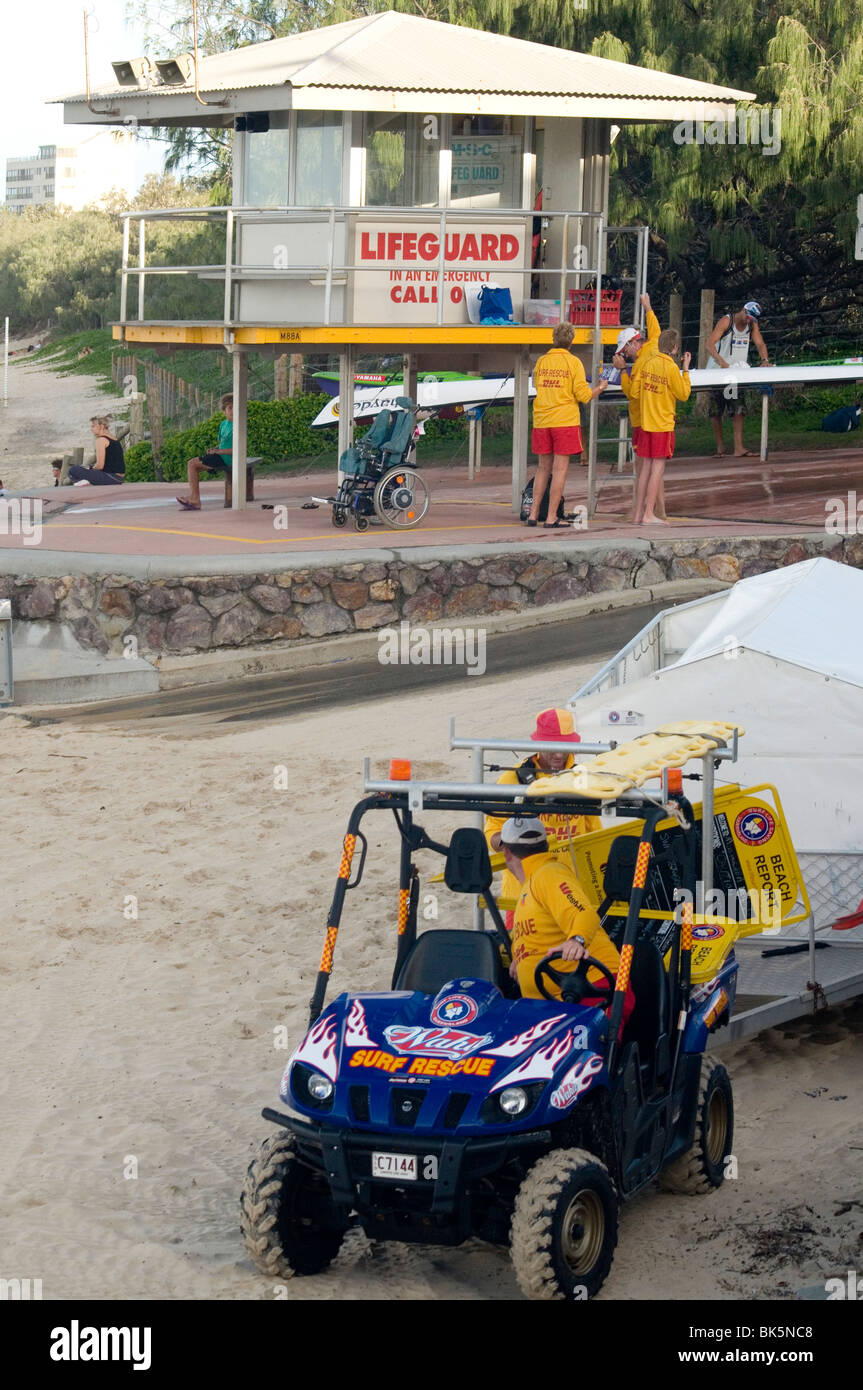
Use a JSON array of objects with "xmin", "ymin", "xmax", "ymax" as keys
[
  {"xmin": 1, "ymin": 657, "xmax": 861, "ymax": 1301},
  {"xmin": 0, "ymin": 341, "xmax": 128, "ymax": 493}
]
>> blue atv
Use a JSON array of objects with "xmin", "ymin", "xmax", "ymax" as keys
[{"xmin": 241, "ymin": 774, "xmax": 735, "ymax": 1299}]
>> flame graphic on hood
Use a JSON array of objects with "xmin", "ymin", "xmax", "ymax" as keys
[
  {"xmin": 486, "ymin": 1014, "xmax": 566, "ymax": 1057},
  {"xmin": 287, "ymin": 1012, "xmax": 340, "ymax": 1086},
  {"xmin": 490, "ymin": 1027, "xmax": 576, "ymax": 1091},
  {"xmin": 344, "ymin": 998, "xmax": 377, "ymax": 1048}
]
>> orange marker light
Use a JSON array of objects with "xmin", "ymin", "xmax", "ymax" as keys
[
  {"xmin": 667, "ymin": 768, "xmax": 683, "ymax": 794},
  {"xmin": 390, "ymin": 759, "xmax": 412, "ymax": 780}
]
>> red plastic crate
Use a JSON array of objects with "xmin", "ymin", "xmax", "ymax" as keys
[{"xmin": 568, "ymin": 288, "xmax": 623, "ymax": 326}]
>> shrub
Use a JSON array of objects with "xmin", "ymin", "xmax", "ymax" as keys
[{"xmin": 121, "ymin": 394, "xmax": 334, "ymax": 481}]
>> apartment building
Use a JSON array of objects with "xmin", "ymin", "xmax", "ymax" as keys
[{"xmin": 5, "ymin": 130, "xmax": 135, "ymax": 212}]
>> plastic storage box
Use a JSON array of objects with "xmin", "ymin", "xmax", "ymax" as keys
[
  {"xmin": 568, "ymin": 288, "xmax": 623, "ymax": 325},
  {"xmin": 523, "ymin": 299, "xmax": 561, "ymax": 326}
]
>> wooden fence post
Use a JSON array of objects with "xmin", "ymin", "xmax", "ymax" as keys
[
  {"xmin": 696, "ymin": 288, "xmax": 716, "ymax": 415},
  {"xmin": 274, "ymin": 354, "xmax": 289, "ymax": 399},
  {"xmin": 698, "ymin": 288, "xmax": 715, "ymax": 369},
  {"xmin": 289, "ymin": 353, "xmax": 303, "ymax": 397},
  {"xmin": 145, "ymin": 368, "xmax": 165, "ymax": 481},
  {"xmin": 669, "ymin": 293, "xmax": 683, "ymax": 345},
  {"xmin": 129, "ymin": 394, "xmax": 144, "ymax": 446}
]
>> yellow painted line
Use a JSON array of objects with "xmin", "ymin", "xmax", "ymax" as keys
[
  {"xmin": 52, "ymin": 520, "xmax": 526, "ymax": 545},
  {"xmin": 53, "ymin": 523, "xmax": 287, "ymax": 545}
]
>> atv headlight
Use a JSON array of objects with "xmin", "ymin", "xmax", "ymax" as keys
[
  {"xmin": 479, "ymin": 1081, "xmax": 545, "ymax": 1125},
  {"xmin": 307, "ymin": 1072, "xmax": 334, "ymax": 1102},
  {"xmin": 290, "ymin": 1061, "xmax": 335, "ymax": 1112},
  {"xmin": 499, "ymin": 1087, "xmax": 528, "ymax": 1116}
]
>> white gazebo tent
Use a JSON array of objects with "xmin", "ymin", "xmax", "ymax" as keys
[{"xmin": 570, "ymin": 557, "xmax": 863, "ymax": 939}]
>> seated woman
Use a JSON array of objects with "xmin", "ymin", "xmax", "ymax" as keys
[{"xmin": 68, "ymin": 417, "xmax": 126, "ymax": 486}]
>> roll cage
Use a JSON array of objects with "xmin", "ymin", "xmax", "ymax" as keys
[{"xmin": 308, "ymin": 770, "xmax": 708, "ymax": 1080}]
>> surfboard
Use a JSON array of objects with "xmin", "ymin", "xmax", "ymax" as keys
[{"xmin": 311, "ymin": 361, "xmax": 863, "ymax": 427}]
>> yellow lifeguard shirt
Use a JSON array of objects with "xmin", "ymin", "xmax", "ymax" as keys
[
  {"xmin": 619, "ymin": 309, "xmax": 661, "ymax": 430},
  {"xmin": 511, "ymin": 852, "xmax": 620, "ymax": 1000},
  {"xmin": 532, "ymin": 348, "xmax": 593, "ymax": 429},
  {"xmin": 631, "ymin": 352, "xmax": 691, "ymax": 433}
]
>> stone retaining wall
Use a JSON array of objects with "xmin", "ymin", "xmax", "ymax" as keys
[{"xmin": 4, "ymin": 534, "xmax": 858, "ymax": 659}]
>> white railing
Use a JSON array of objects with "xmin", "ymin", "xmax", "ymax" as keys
[{"xmin": 118, "ymin": 203, "xmax": 613, "ymax": 335}]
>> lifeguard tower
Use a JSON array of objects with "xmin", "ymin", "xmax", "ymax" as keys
[{"xmin": 56, "ymin": 13, "xmax": 751, "ymax": 513}]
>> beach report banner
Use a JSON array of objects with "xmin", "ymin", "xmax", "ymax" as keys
[{"xmin": 351, "ymin": 218, "xmax": 527, "ymax": 325}]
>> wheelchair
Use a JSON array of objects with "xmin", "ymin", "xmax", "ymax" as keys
[{"xmin": 331, "ymin": 396, "xmax": 431, "ymax": 531}]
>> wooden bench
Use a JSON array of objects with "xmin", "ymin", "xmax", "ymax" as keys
[{"xmin": 224, "ymin": 458, "xmax": 260, "ymax": 507}]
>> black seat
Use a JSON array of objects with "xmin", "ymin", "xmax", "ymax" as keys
[
  {"xmin": 395, "ymin": 929, "xmax": 502, "ymax": 995},
  {"xmin": 620, "ymin": 942, "xmax": 669, "ymax": 1062}
]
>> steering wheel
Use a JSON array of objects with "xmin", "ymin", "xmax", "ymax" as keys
[{"xmin": 534, "ymin": 952, "xmax": 617, "ymax": 1006}]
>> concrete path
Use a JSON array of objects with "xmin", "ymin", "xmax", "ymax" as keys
[{"xmin": 3, "ymin": 446, "xmax": 859, "ymax": 563}]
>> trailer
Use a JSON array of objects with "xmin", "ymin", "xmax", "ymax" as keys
[{"xmin": 564, "ymin": 556, "xmax": 863, "ymax": 1039}]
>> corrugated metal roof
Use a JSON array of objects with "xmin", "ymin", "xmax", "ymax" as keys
[{"xmin": 57, "ymin": 12, "xmax": 754, "ymax": 107}]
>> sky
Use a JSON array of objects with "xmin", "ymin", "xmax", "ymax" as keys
[{"xmin": 0, "ymin": 1, "xmax": 167, "ymax": 201}]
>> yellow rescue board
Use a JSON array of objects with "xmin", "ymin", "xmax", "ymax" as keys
[
  {"xmin": 527, "ymin": 721, "xmax": 743, "ymax": 800},
  {"xmin": 475, "ymin": 783, "xmax": 808, "ymax": 933}
]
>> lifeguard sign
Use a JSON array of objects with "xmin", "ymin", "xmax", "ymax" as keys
[{"xmin": 352, "ymin": 219, "xmax": 527, "ymax": 324}]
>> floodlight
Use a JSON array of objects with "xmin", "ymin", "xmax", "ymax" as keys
[
  {"xmin": 155, "ymin": 54, "xmax": 194, "ymax": 85},
  {"xmin": 112, "ymin": 57, "xmax": 153, "ymax": 88}
]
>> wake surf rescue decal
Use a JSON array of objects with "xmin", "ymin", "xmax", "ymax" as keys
[
  {"xmin": 550, "ymin": 1053, "xmax": 604, "ymax": 1110},
  {"xmin": 383, "ymin": 1025, "xmax": 494, "ymax": 1060}
]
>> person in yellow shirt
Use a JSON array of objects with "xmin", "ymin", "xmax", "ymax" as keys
[
  {"xmin": 614, "ymin": 292, "xmax": 665, "ymax": 520},
  {"xmin": 500, "ymin": 818, "xmax": 635, "ymax": 1027},
  {"xmin": 630, "ymin": 328, "xmax": 692, "ymax": 526},
  {"xmin": 484, "ymin": 708, "xmax": 602, "ymax": 931},
  {"xmin": 528, "ymin": 322, "xmax": 608, "ymax": 528}
]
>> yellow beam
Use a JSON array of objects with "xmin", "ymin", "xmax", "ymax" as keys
[{"xmin": 112, "ymin": 323, "xmax": 621, "ymax": 349}]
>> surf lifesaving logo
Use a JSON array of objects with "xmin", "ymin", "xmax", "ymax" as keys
[
  {"xmin": 384, "ymin": 1025, "xmax": 493, "ymax": 1060},
  {"xmin": 735, "ymin": 807, "xmax": 776, "ymax": 846},
  {"xmin": 692, "ymin": 924, "xmax": 724, "ymax": 941},
  {"xmin": 430, "ymin": 993, "xmax": 478, "ymax": 1026}
]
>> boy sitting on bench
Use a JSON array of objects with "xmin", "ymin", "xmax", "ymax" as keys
[{"xmin": 177, "ymin": 394, "xmax": 234, "ymax": 511}]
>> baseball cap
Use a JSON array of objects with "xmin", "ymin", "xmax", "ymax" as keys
[
  {"xmin": 500, "ymin": 817, "xmax": 548, "ymax": 848},
  {"xmin": 531, "ymin": 708, "xmax": 582, "ymax": 743},
  {"xmin": 616, "ymin": 326, "xmax": 642, "ymax": 351},
  {"xmin": 743, "ymin": 301, "xmax": 762, "ymax": 319}
]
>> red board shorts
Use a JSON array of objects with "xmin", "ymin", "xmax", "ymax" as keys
[
  {"xmin": 638, "ymin": 429, "xmax": 676, "ymax": 459},
  {"xmin": 532, "ymin": 426, "xmax": 583, "ymax": 457},
  {"xmin": 631, "ymin": 426, "xmax": 644, "ymax": 454}
]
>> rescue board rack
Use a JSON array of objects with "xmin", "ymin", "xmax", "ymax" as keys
[
  {"xmin": 445, "ymin": 718, "xmax": 739, "ymax": 897},
  {"xmin": 360, "ymin": 759, "xmax": 659, "ymax": 816}
]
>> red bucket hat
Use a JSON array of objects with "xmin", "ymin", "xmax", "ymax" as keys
[{"xmin": 530, "ymin": 707, "xmax": 581, "ymax": 743}]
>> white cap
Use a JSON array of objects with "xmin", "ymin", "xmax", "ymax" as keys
[
  {"xmin": 500, "ymin": 817, "xmax": 548, "ymax": 848},
  {"xmin": 616, "ymin": 326, "xmax": 642, "ymax": 351}
]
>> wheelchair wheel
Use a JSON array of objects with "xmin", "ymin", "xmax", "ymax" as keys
[
  {"xmin": 354, "ymin": 515, "xmax": 369, "ymax": 532},
  {"xmin": 373, "ymin": 467, "xmax": 429, "ymax": 529},
  {"xmin": 332, "ymin": 508, "xmax": 347, "ymax": 528}
]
